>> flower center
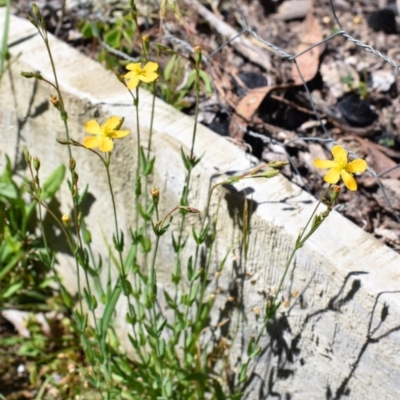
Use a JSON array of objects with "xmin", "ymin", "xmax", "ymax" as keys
[
  {"xmin": 102, "ymin": 125, "xmax": 114, "ymax": 138},
  {"xmin": 336, "ymin": 155, "xmax": 348, "ymax": 170}
]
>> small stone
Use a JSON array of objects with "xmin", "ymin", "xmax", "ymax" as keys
[
  {"xmin": 337, "ymin": 93, "xmax": 377, "ymax": 127},
  {"xmin": 235, "ymin": 72, "xmax": 268, "ymax": 97},
  {"xmin": 367, "ymin": 9, "xmax": 397, "ymax": 34},
  {"xmin": 276, "ymin": 0, "xmax": 308, "ymax": 21},
  {"xmin": 322, "ymin": 16, "xmax": 331, "ymax": 24},
  {"xmin": 320, "ymin": 60, "xmax": 359, "ymax": 98},
  {"xmin": 67, "ymin": 29, "xmax": 83, "ymax": 42},
  {"xmin": 370, "ymin": 70, "xmax": 395, "ymax": 92}
]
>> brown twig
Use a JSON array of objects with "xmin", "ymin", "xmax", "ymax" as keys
[
  {"xmin": 54, "ymin": 0, "xmax": 66, "ymax": 37},
  {"xmin": 183, "ymin": 0, "xmax": 272, "ymax": 71}
]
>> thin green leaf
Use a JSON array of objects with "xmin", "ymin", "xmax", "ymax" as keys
[
  {"xmin": 2, "ymin": 281, "xmax": 24, "ymax": 298},
  {"xmin": 0, "ymin": 251, "xmax": 23, "ymax": 281},
  {"xmin": 0, "ymin": 182, "xmax": 18, "ymax": 199},
  {"xmin": 40, "ymin": 164, "xmax": 65, "ymax": 201},
  {"xmin": 100, "ymin": 279, "xmax": 122, "ymax": 335}
]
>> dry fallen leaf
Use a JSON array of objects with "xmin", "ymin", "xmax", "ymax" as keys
[
  {"xmin": 291, "ymin": 0, "xmax": 323, "ymax": 85},
  {"xmin": 362, "ymin": 139, "xmax": 400, "ymax": 179},
  {"xmin": 229, "ymin": 84, "xmax": 292, "ymax": 139}
]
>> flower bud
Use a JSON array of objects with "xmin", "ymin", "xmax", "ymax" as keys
[
  {"xmin": 267, "ymin": 161, "xmax": 289, "ymax": 169},
  {"xmin": 142, "ymin": 34, "xmax": 150, "ymax": 55},
  {"xmin": 21, "ymin": 71, "xmax": 35, "ymax": 78},
  {"xmin": 194, "ymin": 46, "xmax": 202, "ymax": 66},
  {"xmin": 150, "ymin": 187, "xmax": 159, "ymax": 206},
  {"xmin": 72, "ymin": 171, "xmax": 78, "ymax": 185},
  {"xmin": 24, "ymin": 148, "xmax": 31, "ymax": 164},
  {"xmin": 83, "ymin": 229, "xmax": 92, "ymax": 245},
  {"xmin": 179, "ymin": 206, "xmax": 199, "ymax": 213},
  {"xmin": 261, "ymin": 168, "xmax": 280, "ymax": 178},
  {"xmin": 31, "ymin": 3, "xmax": 40, "ymax": 19},
  {"xmin": 69, "ymin": 158, "xmax": 76, "ymax": 172},
  {"xmin": 50, "ymin": 95, "xmax": 59, "ymax": 108},
  {"xmin": 61, "ymin": 214, "xmax": 71, "ymax": 228},
  {"xmin": 21, "ymin": 71, "xmax": 43, "ymax": 80},
  {"xmin": 33, "ymin": 157, "xmax": 40, "ymax": 171},
  {"xmin": 321, "ymin": 208, "xmax": 331, "ymax": 218},
  {"xmin": 56, "ymin": 139, "xmax": 71, "ymax": 145},
  {"xmin": 330, "ymin": 185, "xmax": 341, "ymax": 203}
]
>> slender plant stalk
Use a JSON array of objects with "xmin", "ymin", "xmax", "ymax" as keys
[
  {"xmin": 255, "ymin": 184, "xmax": 332, "ymax": 346},
  {"xmin": 0, "ymin": 0, "xmax": 11, "ymax": 84}
]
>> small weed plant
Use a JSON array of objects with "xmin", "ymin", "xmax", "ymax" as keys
[{"xmin": 1, "ymin": 1, "xmax": 367, "ymax": 399}]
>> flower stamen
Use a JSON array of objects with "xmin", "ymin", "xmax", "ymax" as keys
[
  {"xmin": 82, "ymin": 116, "xmax": 129, "ymax": 153},
  {"xmin": 314, "ymin": 145, "xmax": 367, "ymax": 191}
]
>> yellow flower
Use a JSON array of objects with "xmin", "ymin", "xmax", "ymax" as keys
[
  {"xmin": 124, "ymin": 61, "xmax": 159, "ymax": 89},
  {"xmin": 83, "ymin": 116, "xmax": 129, "ymax": 152},
  {"xmin": 314, "ymin": 145, "xmax": 367, "ymax": 191}
]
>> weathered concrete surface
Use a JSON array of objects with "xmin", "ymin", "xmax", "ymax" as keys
[{"xmin": 1, "ymin": 10, "xmax": 400, "ymax": 399}]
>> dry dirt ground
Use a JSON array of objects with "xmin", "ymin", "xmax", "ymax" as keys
[{"xmin": 11, "ymin": 0, "xmax": 400, "ymax": 251}]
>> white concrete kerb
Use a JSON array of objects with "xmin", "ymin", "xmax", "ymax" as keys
[{"xmin": 1, "ymin": 10, "xmax": 400, "ymax": 399}]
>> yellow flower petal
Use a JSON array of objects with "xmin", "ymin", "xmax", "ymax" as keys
[
  {"xmin": 105, "ymin": 116, "xmax": 123, "ymax": 131},
  {"xmin": 314, "ymin": 159, "xmax": 337, "ymax": 169},
  {"xmin": 123, "ymin": 70, "xmax": 134, "ymax": 79},
  {"xmin": 332, "ymin": 145, "xmax": 347, "ymax": 161},
  {"xmin": 85, "ymin": 120, "xmax": 102, "ymax": 135},
  {"xmin": 83, "ymin": 136, "xmax": 102, "ymax": 149},
  {"xmin": 324, "ymin": 168, "xmax": 341, "ymax": 184},
  {"xmin": 113, "ymin": 130, "xmax": 130, "ymax": 139},
  {"xmin": 341, "ymin": 170, "xmax": 357, "ymax": 191},
  {"xmin": 125, "ymin": 63, "xmax": 141, "ymax": 72},
  {"xmin": 127, "ymin": 76, "xmax": 140, "ymax": 89},
  {"xmin": 140, "ymin": 71, "xmax": 158, "ymax": 83},
  {"xmin": 99, "ymin": 137, "xmax": 113, "ymax": 152},
  {"xmin": 347, "ymin": 159, "xmax": 367, "ymax": 173},
  {"xmin": 143, "ymin": 62, "xmax": 159, "ymax": 73}
]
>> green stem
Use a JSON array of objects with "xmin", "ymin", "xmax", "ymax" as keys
[
  {"xmin": 149, "ymin": 234, "xmax": 165, "ymax": 380},
  {"xmin": 103, "ymin": 153, "xmax": 147, "ymax": 366},
  {"xmin": 42, "ymin": 39, "xmax": 71, "ymax": 154},
  {"xmin": 104, "ymin": 154, "xmax": 124, "ymax": 269},
  {"xmin": 0, "ymin": 0, "xmax": 11, "ymax": 83},
  {"xmin": 255, "ymin": 184, "xmax": 332, "ymax": 345},
  {"xmin": 189, "ymin": 68, "xmax": 200, "ymax": 160},
  {"xmin": 298, "ymin": 185, "xmax": 331, "ymax": 242},
  {"xmin": 146, "ymin": 82, "xmax": 157, "ymax": 160}
]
